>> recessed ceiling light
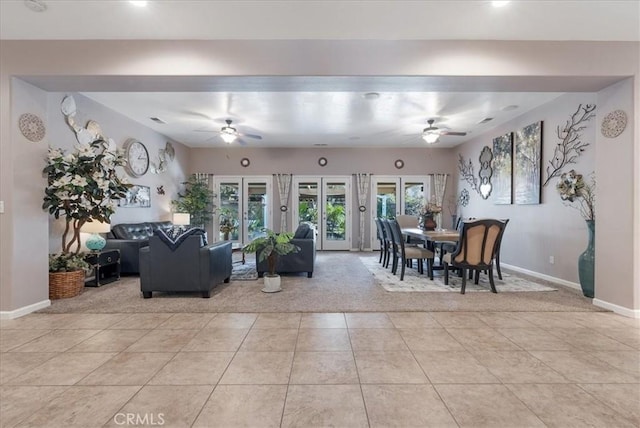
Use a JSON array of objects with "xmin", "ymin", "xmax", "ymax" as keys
[
  {"xmin": 149, "ymin": 117, "xmax": 166, "ymax": 124},
  {"xmin": 24, "ymin": 0, "xmax": 47, "ymax": 12},
  {"xmin": 349, "ymin": 136, "xmax": 361, "ymax": 140},
  {"xmin": 501, "ymin": 105, "xmax": 519, "ymax": 111},
  {"xmin": 492, "ymin": 1, "xmax": 510, "ymax": 7},
  {"xmin": 129, "ymin": 1, "xmax": 148, "ymax": 7},
  {"xmin": 362, "ymin": 92, "xmax": 380, "ymax": 100},
  {"xmin": 314, "ymin": 143, "xmax": 328, "ymax": 147}
]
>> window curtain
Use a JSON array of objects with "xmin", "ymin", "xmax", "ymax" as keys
[
  {"xmin": 432, "ymin": 173, "xmax": 448, "ymax": 229},
  {"xmin": 276, "ymin": 174, "xmax": 292, "ymax": 232},
  {"xmin": 356, "ymin": 173, "xmax": 371, "ymax": 251}
]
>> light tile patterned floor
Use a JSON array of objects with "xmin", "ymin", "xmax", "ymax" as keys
[{"xmin": 1, "ymin": 311, "xmax": 638, "ymax": 427}]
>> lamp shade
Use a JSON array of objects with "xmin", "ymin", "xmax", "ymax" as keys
[
  {"xmin": 81, "ymin": 220, "xmax": 111, "ymax": 234},
  {"xmin": 172, "ymin": 213, "xmax": 191, "ymax": 226}
]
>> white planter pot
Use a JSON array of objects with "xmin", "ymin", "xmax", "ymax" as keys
[{"xmin": 262, "ymin": 274, "xmax": 282, "ymax": 293}]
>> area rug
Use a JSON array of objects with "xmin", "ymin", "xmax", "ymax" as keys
[
  {"xmin": 360, "ymin": 257, "xmax": 557, "ymax": 292},
  {"xmin": 230, "ymin": 261, "xmax": 258, "ymax": 281}
]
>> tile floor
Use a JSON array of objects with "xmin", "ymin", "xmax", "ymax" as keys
[{"xmin": 1, "ymin": 311, "xmax": 638, "ymax": 427}]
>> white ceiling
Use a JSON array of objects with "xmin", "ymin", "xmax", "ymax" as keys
[{"xmin": 4, "ymin": 1, "xmax": 638, "ymax": 148}]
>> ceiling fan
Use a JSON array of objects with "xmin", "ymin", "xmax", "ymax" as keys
[
  {"xmin": 195, "ymin": 119, "xmax": 262, "ymax": 145},
  {"xmin": 421, "ymin": 119, "xmax": 467, "ymax": 144}
]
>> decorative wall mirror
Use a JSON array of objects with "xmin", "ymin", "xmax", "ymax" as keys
[{"xmin": 478, "ymin": 146, "xmax": 493, "ymax": 199}]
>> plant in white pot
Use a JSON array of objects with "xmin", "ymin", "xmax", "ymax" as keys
[{"xmin": 242, "ymin": 229, "xmax": 299, "ymax": 293}]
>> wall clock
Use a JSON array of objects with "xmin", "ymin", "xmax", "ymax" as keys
[
  {"xmin": 123, "ymin": 138, "xmax": 150, "ymax": 177},
  {"xmin": 601, "ymin": 109, "xmax": 627, "ymax": 138},
  {"xmin": 240, "ymin": 157, "xmax": 250, "ymax": 167},
  {"xmin": 394, "ymin": 159, "xmax": 404, "ymax": 169},
  {"xmin": 318, "ymin": 157, "xmax": 328, "ymax": 167}
]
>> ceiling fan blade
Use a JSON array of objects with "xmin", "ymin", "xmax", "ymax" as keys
[
  {"xmin": 193, "ymin": 127, "xmax": 219, "ymax": 133},
  {"xmin": 440, "ymin": 131, "xmax": 467, "ymax": 136},
  {"xmin": 239, "ymin": 133, "xmax": 262, "ymax": 140},
  {"xmin": 237, "ymin": 138, "xmax": 248, "ymax": 146}
]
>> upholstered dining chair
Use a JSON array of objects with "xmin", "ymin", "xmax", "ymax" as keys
[
  {"xmin": 395, "ymin": 215, "xmax": 419, "ymax": 229},
  {"xmin": 374, "ymin": 218, "xmax": 389, "ymax": 266},
  {"xmin": 388, "ymin": 219, "xmax": 434, "ymax": 280},
  {"xmin": 493, "ymin": 218, "xmax": 509, "ymax": 280},
  {"xmin": 443, "ymin": 219, "xmax": 505, "ymax": 294}
]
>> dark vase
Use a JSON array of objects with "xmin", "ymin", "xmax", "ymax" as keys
[
  {"xmin": 578, "ymin": 220, "xmax": 595, "ymax": 298},
  {"xmin": 420, "ymin": 214, "xmax": 437, "ymax": 231}
]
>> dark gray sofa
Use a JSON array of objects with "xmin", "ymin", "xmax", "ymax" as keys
[
  {"xmin": 104, "ymin": 221, "xmax": 173, "ymax": 274},
  {"xmin": 256, "ymin": 223, "xmax": 317, "ymax": 278},
  {"xmin": 139, "ymin": 235, "xmax": 232, "ymax": 298}
]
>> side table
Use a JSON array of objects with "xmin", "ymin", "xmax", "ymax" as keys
[{"xmin": 85, "ymin": 249, "xmax": 121, "ymax": 287}]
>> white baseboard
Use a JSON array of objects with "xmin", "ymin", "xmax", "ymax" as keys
[
  {"xmin": 500, "ymin": 263, "xmax": 581, "ymax": 290},
  {"xmin": 0, "ymin": 299, "xmax": 51, "ymax": 320},
  {"xmin": 350, "ymin": 248, "xmax": 373, "ymax": 252},
  {"xmin": 593, "ymin": 299, "xmax": 640, "ymax": 318}
]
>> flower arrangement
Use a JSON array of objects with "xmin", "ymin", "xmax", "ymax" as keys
[
  {"xmin": 556, "ymin": 169, "xmax": 595, "ymax": 221},
  {"xmin": 421, "ymin": 197, "xmax": 442, "ymax": 217},
  {"xmin": 43, "ymin": 139, "xmax": 131, "ymax": 259}
]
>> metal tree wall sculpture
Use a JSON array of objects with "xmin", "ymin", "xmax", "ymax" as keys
[
  {"xmin": 457, "ymin": 154, "xmax": 479, "ymax": 194},
  {"xmin": 543, "ymin": 103, "xmax": 596, "ymax": 187}
]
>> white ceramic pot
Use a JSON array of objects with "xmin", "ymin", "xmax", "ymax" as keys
[{"xmin": 262, "ymin": 274, "xmax": 282, "ymax": 293}]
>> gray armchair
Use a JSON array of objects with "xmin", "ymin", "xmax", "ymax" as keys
[
  {"xmin": 256, "ymin": 223, "xmax": 316, "ymax": 278},
  {"xmin": 139, "ymin": 235, "xmax": 232, "ymax": 298}
]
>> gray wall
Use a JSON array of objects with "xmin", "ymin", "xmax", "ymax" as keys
[
  {"xmin": 456, "ymin": 93, "xmax": 596, "ymax": 285},
  {"xmin": 45, "ymin": 92, "xmax": 190, "ymax": 252}
]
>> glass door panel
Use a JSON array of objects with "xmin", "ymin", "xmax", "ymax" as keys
[
  {"xmin": 244, "ymin": 180, "xmax": 269, "ymax": 242},
  {"xmin": 322, "ymin": 178, "xmax": 351, "ymax": 250},
  {"xmin": 218, "ymin": 181, "xmax": 240, "ymax": 242},
  {"xmin": 375, "ymin": 180, "xmax": 400, "ymax": 219},
  {"xmin": 403, "ymin": 182, "xmax": 425, "ymax": 216}
]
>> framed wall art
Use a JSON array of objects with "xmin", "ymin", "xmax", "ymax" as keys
[
  {"xmin": 118, "ymin": 185, "xmax": 151, "ymax": 208},
  {"xmin": 514, "ymin": 121, "xmax": 543, "ymax": 205},
  {"xmin": 492, "ymin": 132, "xmax": 513, "ymax": 204}
]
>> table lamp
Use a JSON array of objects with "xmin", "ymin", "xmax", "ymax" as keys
[
  {"xmin": 172, "ymin": 213, "xmax": 191, "ymax": 233},
  {"xmin": 81, "ymin": 220, "xmax": 111, "ymax": 252}
]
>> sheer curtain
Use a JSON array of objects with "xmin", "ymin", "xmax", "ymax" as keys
[
  {"xmin": 356, "ymin": 173, "xmax": 371, "ymax": 251},
  {"xmin": 432, "ymin": 173, "xmax": 448, "ymax": 230},
  {"xmin": 276, "ymin": 174, "xmax": 292, "ymax": 232}
]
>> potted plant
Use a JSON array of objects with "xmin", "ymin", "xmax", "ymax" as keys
[
  {"xmin": 171, "ymin": 175, "xmax": 216, "ymax": 228},
  {"xmin": 43, "ymin": 139, "xmax": 130, "ymax": 298},
  {"xmin": 242, "ymin": 229, "xmax": 300, "ymax": 292}
]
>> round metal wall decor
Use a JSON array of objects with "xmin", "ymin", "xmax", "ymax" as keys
[
  {"xmin": 240, "ymin": 157, "xmax": 250, "ymax": 167},
  {"xmin": 601, "ymin": 110, "xmax": 627, "ymax": 138},
  {"xmin": 18, "ymin": 113, "xmax": 46, "ymax": 142},
  {"xmin": 394, "ymin": 159, "xmax": 404, "ymax": 169},
  {"xmin": 280, "ymin": 205, "xmax": 288, "ymax": 212},
  {"xmin": 359, "ymin": 205, "xmax": 367, "ymax": 212},
  {"xmin": 318, "ymin": 157, "xmax": 328, "ymax": 167}
]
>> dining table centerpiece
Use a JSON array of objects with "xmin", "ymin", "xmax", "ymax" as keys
[
  {"xmin": 556, "ymin": 169, "xmax": 595, "ymax": 298},
  {"xmin": 419, "ymin": 198, "xmax": 442, "ymax": 231},
  {"xmin": 43, "ymin": 139, "xmax": 131, "ymax": 298}
]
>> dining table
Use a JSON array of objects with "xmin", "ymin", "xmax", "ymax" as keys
[{"xmin": 401, "ymin": 227, "xmax": 460, "ymax": 269}]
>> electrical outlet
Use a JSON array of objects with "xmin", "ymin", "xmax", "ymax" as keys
[{"xmin": 549, "ymin": 256, "xmax": 555, "ymax": 264}]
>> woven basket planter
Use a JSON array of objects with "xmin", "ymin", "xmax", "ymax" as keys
[{"xmin": 49, "ymin": 270, "xmax": 85, "ymax": 299}]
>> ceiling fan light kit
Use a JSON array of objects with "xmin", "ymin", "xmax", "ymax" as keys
[
  {"xmin": 422, "ymin": 132, "xmax": 440, "ymax": 144},
  {"xmin": 220, "ymin": 119, "xmax": 238, "ymax": 143}
]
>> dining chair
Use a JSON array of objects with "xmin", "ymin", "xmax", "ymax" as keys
[
  {"xmin": 493, "ymin": 218, "xmax": 509, "ymax": 280},
  {"xmin": 443, "ymin": 219, "xmax": 505, "ymax": 294},
  {"xmin": 374, "ymin": 218, "xmax": 389, "ymax": 266},
  {"xmin": 389, "ymin": 219, "xmax": 434, "ymax": 280},
  {"xmin": 381, "ymin": 219, "xmax": 397, "ymax": 270}
]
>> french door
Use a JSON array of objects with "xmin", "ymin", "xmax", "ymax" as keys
[
  {"xmin": 370, "ymin": 175, "xmax": 430, "ymax": 249},
  {"xmin": 213, "ymin": 176, "xmax": 272, "ymax": 245},
  {"xmin": 292, "ymin": 176, "xmax": 352, "ymax": 250}
]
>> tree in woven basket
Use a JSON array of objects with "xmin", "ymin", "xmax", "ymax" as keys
[{"xmin": 43, "ymin": 139, "xmax": 131, "ymax": 271}]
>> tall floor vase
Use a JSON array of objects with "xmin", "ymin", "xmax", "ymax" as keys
[{"xmin": 578, "ymin": 220, "xmax": 595, "ymax": 298}]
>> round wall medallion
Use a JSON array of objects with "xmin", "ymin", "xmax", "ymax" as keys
[
  {"xmin": 18, "ymin": 113, "xmax": 46, "ymax": 142},
  {"xmin": 318, "ymin": 157, "xmax": 328, "ymax": 167},
  {"xmin": 240, "ymin": 157, "xmax": 250, "ymax": 167},
  {"xmin": 280, "ymin": 205, "xmax": 288, "ymax": 212},
  {"xmin": 601, "ymin": 110, "xmax": 627, "ymax": 138},
  {"xmin": 359, "ymin": 205, "xmax": 367, "ymax": 212},
  {"xmin": 394, "ymin": 159, "xmax": 404, "ymax": 169}
]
